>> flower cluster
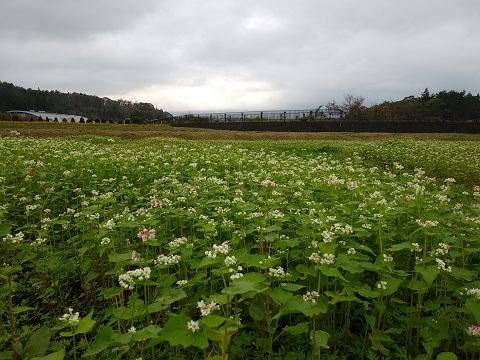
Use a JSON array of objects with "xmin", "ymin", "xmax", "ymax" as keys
[
  {"xmin": 465, "ymin": 288, "xmax": 480, "ymax": 301},
  {"xmin": 131, "ymin": 250, "xmax": 141, "ymax": 261},
  {"xmin": 268, "ymin": 266, "xmax": 289, "ymax": 278},
  {"xmin": 229, "ymin": 265, "xmax": 244, "ymax": 280},
  {"xmin": 468, "ymin": 325, "xmax": 480, "ymax": 337},
  {"xmin": 435, "ymin": 258, "xmax": 452, "ymax": 272},
  {"xmin": 187, "ymin": 319, "xmax": 200, "ymax": 332},
  {"xmin": 137, "ymin": 228, "xmax": 156, "ymax": 242},
  {"xmin": 154, "ymin": 254, "xmax": 181, "ymax": 266},
  {"xmin": 59, "ymin": 308, "xmax": 80, "ymax": 326},
  {"xmin": 168, "ymin": 236, "xmax": 188, "ymax": 248},
  {"xmin": 303, "ymin": 291, "xmax": 320, "ymax": 304},
  {"xmin": 150, "ymin": 198, "xmax": 162, "ymax": 208},
  {"xmin": 118, "ymin": 267, "xmax": 151, "ymax": 290},
  {"xmin": 3, "ymin": 231, "xmax": 25, "ymax": 244},
  {"xmin": 415, "ymin": 219, "xmax": 439, "ymax": 228},
  {"xmin": 197, "ymin": 300, "xmax": 220, "ymax": 316},
  {"xmin": 224, "ymin": 255, "xmax": 237, "ymax": 267},
  {"xmin": 309, "ymin": 252, "xmax": 320, "ymax": 263},
  {"xmin": 431, "ymin": 242, "xmax": 450, "ymax": 256},
  {"xmin": 320, "ymin": 253, "xmax": 336, "ymax": 265},
  {"xmin": 377, "ymin": 281, "xmax": 387, "ymax": 290},
  {"xmin": 205, "ymin": 241, "xmax": 230, "ymax": 258},
  {"xmin": 383, "ymin": 254, "xmax": 393, "ymax": 262}
]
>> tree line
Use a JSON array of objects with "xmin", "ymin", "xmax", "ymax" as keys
[
  {"xmin": 323, "ymin": 89, "xmax": 480, "ymax": 122},
  {"xmin": 0, "ymin": 81, "xmax": 171, "ymax": 123}
]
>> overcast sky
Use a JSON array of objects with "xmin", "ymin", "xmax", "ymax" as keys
[{"xmin": 1, "ymin": 1, "xmax": 479, "ymax": 113}]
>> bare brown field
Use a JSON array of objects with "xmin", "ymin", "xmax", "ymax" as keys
[{"xmin": 1, "ymin": 121, "xmax": 480, "ymax": 141}]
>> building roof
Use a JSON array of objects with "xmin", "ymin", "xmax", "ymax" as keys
[{"xmin": 8, "ymin": 110, "xmax": 88, "ymax": 122}]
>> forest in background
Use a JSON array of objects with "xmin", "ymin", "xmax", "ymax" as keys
[{"xmin": 0, "ymin": 82, "xmax": 171, "ymax": 123}]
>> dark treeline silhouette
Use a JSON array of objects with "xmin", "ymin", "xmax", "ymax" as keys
[
  {"xmin": 0, "ymin": 82, "xmax": 171, "ymax": 123},
  {"xmin": 325, "ymin": 89, "xmax": 480, "ymax": 122}
]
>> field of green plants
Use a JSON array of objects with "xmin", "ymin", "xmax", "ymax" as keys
[{"xmin": 1, "ymin": 133, "xmax": 480, "ymax": 360}]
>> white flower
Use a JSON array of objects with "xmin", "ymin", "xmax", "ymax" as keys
[
  {"xmin": 197, "ymin": 300, "xmax": 220, "ymax": 316},
  {"xmin": 128, "ymin": 326, "xmax": 136, "ymax": 333},
  {"xmin": 154, "ymin": 254, "xmax": 181, "ymax": 266},
  {"xmin": 268, "ymin": 266, "xmax": 289, "ymax": 278},
  {"xmin": 347, "ymin": 248, "xmax": 356, "ymax": 255},
  {"xmin": 309, "ymin": 252, "xmax": 320, "ymax": 264},
  {"xmin": 100, "ymin": 237, "xmax": 111, "ymax": 245},
  {"xmin": 377, "ymin": 281, "xmax": 387, "ymax": 290},
  {"xmin": 187, "ymin": 320, "xmax": 200, "ymax": 332},
  {"xmin": 2, "ymin": 232, "xmax": 25, "ymax": 244},
  {"xmin": 118, "ymin": 267, "xmax": 151, "ymax": 290},
  {"xmin": 59, "ymin": 308, "xmax": 80, "ymax": 326},
  {"xmin": 224, "ymin": 256, "xmax": 237, "ymax": 267},
  {"xmin": 435, "ymin": 258, "xmax": 452, "ymax": 272},
  {"xmin": 320, "ymin": 253, "xmax": 335, "ymax": 265},
  {"xmin": 137, "ymin": 228, "xmax": 156, "ymax": 242},
  {"xmin": 383, "ymin": 254, "xmax": 393, "ymax": 262},
  {"xmin": 303, "ymin": 291, "xmax": 320, "ymax": 304},
  {"xmin": 169, "ymin": 236, "xmax": 188, "ymax": 248}
]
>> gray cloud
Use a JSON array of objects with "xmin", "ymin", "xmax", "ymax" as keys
[{"xmin": 1, "ymin": 0, "xmax": 479, "ymax": 112}]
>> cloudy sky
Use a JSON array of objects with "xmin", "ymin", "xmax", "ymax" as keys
[{"xmin": 1, "ymin": 1, "xmax": 479, "ymax": 113}]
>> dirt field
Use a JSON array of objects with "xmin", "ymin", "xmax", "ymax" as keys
[{"xmin": 1, "ymin": 121, "xmax": 480, "ymax": 141}]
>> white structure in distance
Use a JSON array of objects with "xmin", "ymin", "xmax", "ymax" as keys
[{"xmin": 7, "ymin": 110, "xmax": 88, "ymax": 123}]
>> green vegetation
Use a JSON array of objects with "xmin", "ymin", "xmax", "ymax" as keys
[
  {"xmin": 0, "ymin": 82, "xmax": 170, "ymax": 124},
  {"xmin": 1, "ymin": 133, "xmax": 480, "ymax": 359},
  {"xmin": 326, "ymin": 89, "xmax": 480, "ymax": 122}
]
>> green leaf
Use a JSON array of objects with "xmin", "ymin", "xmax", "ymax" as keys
[
  {"xmin": 162, "ymin": 314, "xmax": 209, "ymax": 349},
  {"xmin": 465, "ymin": 298, "xmax": 480, "ymax": 324},
  {"xmin": 263, "ymin": 225, "xmax": 281, "ymax": 232},
  {"xmin": 12, "ymin": 306, "xmax": 35, "ymax": 314},
  {"xmin": 74, "ymin": 309, "xmax": 95, "ymax": 335},
  {"xmin": 108, "ymin": 252, "xmax": 132, "ymax": 263},
  {"xmin": 369, "ymin": 329, "xmax": 393, "ymax": 356},
  {"xmin": 284, "ymin": 322, "xmax": 309, "ymax": 335},
  {"xmin": 200, "ymin": 315, "xmax": 228, "ymax": 328},
  {"xmin": 310, "ymin": 330, "xmax": 330, "ymax": 349},
  {"xmin": 25, "ymin": 326, "xmax": 51, "ymax": 358},
  {"xmin": 31, "ymin": 348, "xmax": 65, "ymax": 360},
  {"xmin": 222, "ymin": 273, "xmax": 266, "ymax": 295},
  {"xmin": 82, "ymin": 326, "xmax": 120, "ymax": 357},
  {"xmin": 382, "ymin": 277, "xmax": 404, "ymax": 296},
  {"xmin": 267, "ymin": 287, "xmax": 293, "ymax": 305},
  {"xmin": 0, "ymin": 224, "xmax": 12, "ymax": 237},
  {"xmin": 415, "ymin": 265, "xmax": 440, "ymax": 287},
  {"xmin": 387, "ymin": 242, "xmax": 414, "ymax": 252},
  {"xmin": 273, "ymin": 295, "xmax": 327, "ymax": 319},
  {"xmin": 248, "ymin": 303, "xmax": 264, "ymax": 321},
  {"xmin": 279, "ymin": 283, "xmax": 305, "ymax": 292},
  {"xmin": 437, "ymin": 352, "xmax": 457, "ymax": 360},
  {"xmin": 296, "ymin": 264, "xmax": 318, "ymax": 278},
  {"xmin": 132, "ymin": 325, "xmax": 161, "ymax": 342},
  {"xmin": 100, "ymin": 286, "xmax": 123, "ymax": 300},
  {"xmin": 450, "ymin": 267, "xmax": 475, "ymax": 281},
  {"xmin": 0, "ymin": 351, "xmax": 14, "ymax": 359},
  {"xmin": 197, "ymin": 256, "xmax": 220, "ymax": 268}
]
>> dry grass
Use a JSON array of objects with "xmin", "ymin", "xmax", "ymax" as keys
[{"xmin": 1, "ymin": 120, "xmax": 480, "ymax": 141}]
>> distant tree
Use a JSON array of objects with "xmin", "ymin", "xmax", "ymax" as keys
[
  {"xmin": 326, "ymin": 94, "xmax": 366, "ymax": 120},
  {"xmin": 421, "ymin": 88, "xmax": 432, "ymax": 102}
]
